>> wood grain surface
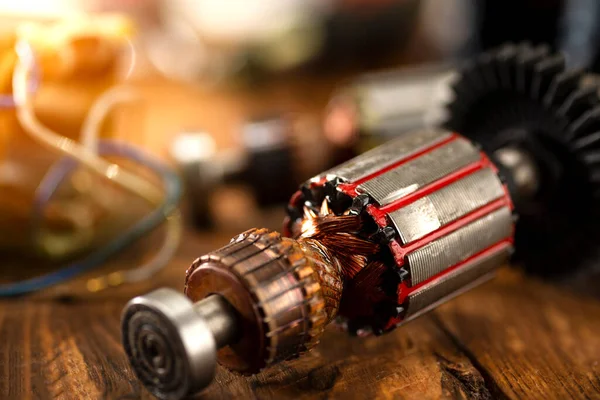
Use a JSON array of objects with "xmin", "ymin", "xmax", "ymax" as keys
[{"xmin": 1, "ymin": 228, "xmax": 600, "ymax": 400}]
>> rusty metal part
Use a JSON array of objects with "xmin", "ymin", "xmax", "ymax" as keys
[{"xmin": 181, "ymin": 211, "xmax": 376, "ymax": 371}]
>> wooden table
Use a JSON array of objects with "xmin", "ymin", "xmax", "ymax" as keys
[{"xmin": 2, "ymin": 224, "xmax": 600, "ymax": 400}]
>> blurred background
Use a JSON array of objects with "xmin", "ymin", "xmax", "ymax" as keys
[{"xmin": 1, "ymin": 0, "xmax": 598, "ymax": 297}]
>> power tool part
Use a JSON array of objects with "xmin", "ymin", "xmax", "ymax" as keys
[{"xmin": 123, "ymin": 128, "xmax": 514, "ymax": 399}]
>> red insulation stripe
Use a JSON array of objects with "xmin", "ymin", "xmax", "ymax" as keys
[
  {"xmin": 501, "ymin": 182, "xmax": 515, "ymax": 211},
  {"xmin": 287, "ymin": 176, "xmax": 329, "ymax": 210},
  {"xmin": 282, "ymin": 216, "xmax": 292, "ymax": 237},
  {"xmin": 397, "ymin": 239, "xmax": 513, "ymax": 303},
  {"xmin": 364, "ymin": 160, "xmax": 488, "ymax": 225},
  {"xmin": 389, "ymin": 198, "xmax": 512, "ymax": 259},
  {"xmin": 288, "ymin": 189, "xmax": 303, "ymax": 208},
  {"xmin": 310, "ymin": 176, "xmax": 328, "ymax": 188},
  {"xmin": 338, "ymin": 182, "xmax": 360, "ymax": 198},
  {"xmin": 338, "ymin": 133, "xmax": 461, "ymax": 196},
  {"xmin": 382, "ymin": 239, "xmax": 513, "ymax": 331},
  {"xmin": 380, "ymin": 153, "xmax": 494, "ymax": 213},
  {"xmin": 363, "ymin": 151, "xmax": 510, "ymax": 229},
  {"xmin": 367, "ymin": 204, "xmax": 387, "ymax": 227},
  {"xmin": 284, "ymin": 189, "xmax": 305, "ymax": 237},
  {"xmin": 342, "ymin": 150, "xmax": 509, "ymax": 222}
]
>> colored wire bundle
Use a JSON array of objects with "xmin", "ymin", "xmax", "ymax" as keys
[
  {"xmin": 0, "ymin": 38, "xmax": 183, "ymax": 296},
  {"xmin": 12, "ymin": 41, "xmax": 163, "ymax": 204},
  {"xmin": 0, "ymin": 140, "xmax": 182, "ymax": 296}
]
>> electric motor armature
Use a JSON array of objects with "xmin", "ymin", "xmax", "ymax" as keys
[{"xmin": 122, "ymin": 128, "xmax": 516, "ymax": 399}]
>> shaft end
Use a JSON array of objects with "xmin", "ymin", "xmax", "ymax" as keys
[{"xmin": 121, "ymin": 288, "xmax": 217, "ymax": 400}]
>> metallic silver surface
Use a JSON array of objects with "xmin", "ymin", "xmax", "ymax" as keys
[
  {"xmin": 407, "ymin": 207, "xmax": 512, "ymax": 285},
  {"xmin": 122, "ymin": 288, "xmax": 224, "ymax": 400},
  {"xmin": 494, "ymin": 146, "xmax": 540, "ymax": 198},
  {"xmin": 398, "ymin": 273, "xmax": 496, "ymax": 327},
  {"xmin": 193, "ymin": 295, "xmax": 240, "ymax": 348},
  {"xmin": 320, "ymin": 129, "xmax": 451, "ymax": 182},
  {"xmin": 358, "ymin": 138, "xmax": 480, "ymax": 205},
  {"xmin": 389, "ymin": 168, "xmax": 505, "ymax": 243},
  {"xmin": 405, "ymin": 245, "xmax": 511, "ymax": 318}
]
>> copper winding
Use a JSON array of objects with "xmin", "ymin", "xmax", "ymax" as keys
[
  {"xmin": 293, "ymin": 199, "xmax": 390, "ymax": 324},
  {"xmin": 297, "ymin": 200, "xmax": 379, "ymax": 280},
  {"xmin": 295, "ymin": 238, "xmax": 344, "ymax": 321},
  {"xmin": 339, "ymin": 260, "xmax": 389, "ymax": 319},
  {"xmin": 183, "ymin": 199, "xmax": 389, "ymax": 370}
]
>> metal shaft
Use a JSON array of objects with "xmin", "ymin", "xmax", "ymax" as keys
[
  {"xmin": 192, "ymin": 295, "xmax": 239, "ymax": 349},
  {"xmin": 494, "ymin": 146, "xmax": 540, "ymax": 199}
]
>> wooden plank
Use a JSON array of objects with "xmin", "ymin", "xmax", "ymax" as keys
[
  {"xmin": 0, "ymin": 297, "xmax": 492, "ymax": 400},
  {"xmin": 206, "ymin": 314, "xmax": 504, "ymax": 400},
  {"xmin": 0, "ymin": 301, "xmax": 148, "ymax": 399},
  {"xmin": 433, "ymin": 268, "xmax": 600, "ymax": 399}
]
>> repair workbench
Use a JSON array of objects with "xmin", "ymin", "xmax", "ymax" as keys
[{"xmin": 2, "ymin": 224, "xmax": 600, "ymax": 400}]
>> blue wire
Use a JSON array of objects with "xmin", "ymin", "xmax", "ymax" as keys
[{"xmin": 0, "ymin": 140, "xmax": 182, "ymax": 296}]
